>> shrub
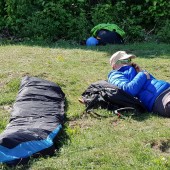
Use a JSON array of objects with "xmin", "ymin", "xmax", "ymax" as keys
[
  {"xmin": 156, "ymin": 20, "xmax": 170, "ymax": 43},
  {"xmin": 0, "ymin": 0, "xmax": 169, "ymax": 43},
  {"xmin": 0, "ymin": 0, "xmax": 6, "ymax": 29}
]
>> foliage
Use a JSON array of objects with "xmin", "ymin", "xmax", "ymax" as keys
[
  {"xmin": 0, "ymin": 0, "xmax": 169, "ymax": 42},
  {"xmin": 91, "ymin": 4, "xmax": 114, "ymax": 25},
  {"xmin": 156, "ymin": 19, "xmax": 170, "ymax": 43},
  {"xmin": 0, "ymin": 0, "xmax": 6, "ymax": 28}
]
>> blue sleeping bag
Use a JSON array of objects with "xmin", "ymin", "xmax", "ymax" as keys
[{"xmin": 0, "ymin": 76, "xmax": 65, "ymax": 165}]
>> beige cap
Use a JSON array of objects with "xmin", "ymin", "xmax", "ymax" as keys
[{"xmin": 110, "ymin": 51, "xmax": 136, "ymax": 67}]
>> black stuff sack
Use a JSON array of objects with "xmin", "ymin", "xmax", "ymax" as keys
[
  {"xmin": 80, "ymin": 80, "xmax": 146, "ymax": 117},
  {"xmin": 0, "ymin": 76, "xmax": 65, "ymax": 165}
]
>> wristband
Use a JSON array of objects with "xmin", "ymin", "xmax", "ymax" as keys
[{"xmin": 143, "ymin": 71, "xmax": 150, "ymax": 79}]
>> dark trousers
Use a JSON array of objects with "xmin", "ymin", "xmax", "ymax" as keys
[
  {"xmin": 153, "ymin": 87, "xmax": 170, "ymax": 117},
  {"xmin": 97, "ymin": 30, "xmax": 124, "ymax": 45}
]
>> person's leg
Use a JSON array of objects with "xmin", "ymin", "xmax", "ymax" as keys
[
  {"xmin": 97, "ymin": 31, "xmax": 123, "ymax": 45},
  {"xmin": 165, "ymin": 102, "xmax": 170, "ymax": 115},
  {"xmin": 153, "ymin": 88, "xmax": 170, "ymax": 117}
]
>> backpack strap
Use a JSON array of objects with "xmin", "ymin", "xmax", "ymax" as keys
[
  {"xmin": 114, "ymin": 107, "xmax": 135, "ymax": 118},
  {"xmin": 82, "ymin": 96, "xmax": 135, "ymax": 119},
  {"xmin": 82, "ymin": 107, "xmax": 135, "ymax": 119}
]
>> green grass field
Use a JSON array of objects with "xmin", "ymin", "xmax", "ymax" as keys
[{"xmin": 0, "ymin": 42, "xmax": 170, "ymax": 170}]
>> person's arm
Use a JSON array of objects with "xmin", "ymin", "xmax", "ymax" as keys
[
  {"xmin": 108, "ymin": 70, "xmax": 148, "ymax": 96},
  {"xmin": 132, "ymin": 63, "xmax": 151, "ymax": 79}
]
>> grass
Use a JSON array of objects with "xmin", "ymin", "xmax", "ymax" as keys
[{"xmin": 0, "ymin": 42, "xmax": 170, "ymax": 169}]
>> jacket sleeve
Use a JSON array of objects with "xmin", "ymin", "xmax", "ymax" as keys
[{"xmin": 108, "ymin": 71, "xmax": 147, "ymax": 96}]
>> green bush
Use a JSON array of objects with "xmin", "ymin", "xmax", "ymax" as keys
[
  {"xmin": 0, "ymin": 0, "xmax": 6, "ymax": 28},
  {"xmin": 91, "ymin": 4, "xmax": 114, "ymax": 25},
  {"xmin": 65, "ymin": 11, "xmax": 89, "ymax": 41},
  {"xmin": 0, "ymin": 0, "xmax": 169, "ymax": 43},
  {"xmin": 21, "ymin": 3, "xmax": 68, "ymax": 40},
  {"xmin": 156, "ymin": 20, "xmax": 170, "ymax": 43}
]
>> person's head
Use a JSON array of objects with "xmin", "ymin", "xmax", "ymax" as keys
[
  {"xmin": 110, "ymin": 51, "xmax": 136, "ymax": 70},
  {"xmin": 86, "ymin": 37, "xmax": 99, "ymax": 46}
]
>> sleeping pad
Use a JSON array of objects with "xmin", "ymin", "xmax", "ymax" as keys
[{"xmin": 0, "ymin": 76, "xmax": 65, "ymax": 165}]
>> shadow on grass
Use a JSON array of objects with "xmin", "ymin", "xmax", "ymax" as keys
[
  {"xmin": 82, "ymin": 109, "xmax": 166, "ymax": 122},
  {"xmin": 1, "ymin": 39, "xmax": 170, "ymax": 59},
  {"xmin": 131, "ymin": 112, "xmax": 153, "ymax": 121},
  {"xmin": 122, "ymin": 111, "xmax": 167, "ymax": 122}
]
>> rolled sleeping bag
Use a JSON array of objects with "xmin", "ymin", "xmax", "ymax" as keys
[{"xmin": 0, "ymin": 76, "xmax": 65, "ymax": 165}]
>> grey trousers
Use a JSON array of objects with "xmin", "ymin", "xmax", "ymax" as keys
[{"xmin": 153, "ymin": 87, "xmax": 170, "ymax": 117}]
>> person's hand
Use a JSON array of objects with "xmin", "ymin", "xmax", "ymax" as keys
[
  {"xmin": 132, "ymin": 63, "xmax": 150, "ymax": 79},
  {"xmin": 131, "ymin": 63, "xmax": 142, "ymax": 73}
]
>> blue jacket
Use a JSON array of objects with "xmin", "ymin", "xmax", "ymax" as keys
[{"xmin": 108, "ymin": 66, "xmax": 170, "ymax": 112}]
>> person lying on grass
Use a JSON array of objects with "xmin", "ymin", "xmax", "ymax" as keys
[{"xmin": 108, "ymin": 51, "xmax": 170, "ymax": 117}]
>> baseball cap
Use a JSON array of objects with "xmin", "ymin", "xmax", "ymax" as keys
[
  {"xmin": 86, "ymin": 37, "xmax": 99, "ymax": 46},
  {"xmin": 110, "ymin": 51, "xmax": 136, "ymax": 67}
]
